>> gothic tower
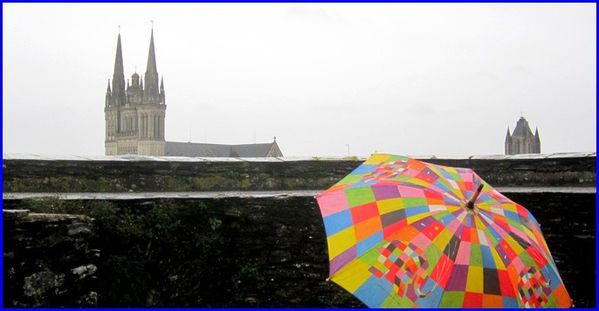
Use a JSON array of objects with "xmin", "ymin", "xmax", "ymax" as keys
[
  {"xmin": 137, "ymin": 28, "xmax": 166, "ymax": 155},
  {"xmin": 504, "ymin": 117, "xmax": 541, "ymax": 155},
  {"xmin": 104, "ymin": 32, "xmax": 125, "ymax": 155},
  {"xmin": 105, "ymin": 29, "xmax": 166, "ymax": 156}
]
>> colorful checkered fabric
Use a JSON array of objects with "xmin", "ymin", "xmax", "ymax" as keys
[{"xmin": 316, "ymin": 154, "xmax": 571, "ymax": 308}]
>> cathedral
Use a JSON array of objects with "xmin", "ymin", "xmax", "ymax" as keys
[
  {"xmin": 505, "ymin": 117, "xmax": 541, "ymax": 155},
  {"xmin": 104, "ymin": 29, "xmax": 283, "ymax": 157}
]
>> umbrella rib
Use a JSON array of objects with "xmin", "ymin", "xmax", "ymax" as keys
[
  {"xmin": 378, "ymin": 180, "xmax": 464, "ymax": 208},
  {"xmin": 425, "ymin": 163, "xmax": 469, "ymax": 201},
  {"xmin": 477, "ymin": 210, "xmax": 541, "ymax": 249},
  {"xmin": 476, "ymin": 211, "xmax": 514, "ymax": 247},
  {"xmin": 477, "ymin": 211, "xmax": 553, "ymax": 269}
]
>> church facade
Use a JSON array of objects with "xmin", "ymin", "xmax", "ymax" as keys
[
  {"xmin": 505, "ymin": 117, "xmax": 541, "ymax": 155},
  {"xmin": 105, "ymin": 30, "xmax": 166, "ymax": 156},
  {"xmin": 104, "ymin": 30, "xmax": 283, "ymax": 158}
]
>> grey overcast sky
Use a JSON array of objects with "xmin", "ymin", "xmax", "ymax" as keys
[{"xmin": 3, "ymin": 3, "xmax": 596, "ymax": 157}]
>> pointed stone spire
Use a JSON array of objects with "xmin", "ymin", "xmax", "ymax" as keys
[
  {"xmin": 506, "ymin": 117, "xmax": 540, "ymax": 155},
  {"xmin": 159, "ymin": 76, "xmax": 165, "ymax": 105},
  {"xmin": 534, "ymin": 127, "xmax": 541, "ymax": 153},
  {"xmin": 105, "ymin": 79, "xmax": 112, "ymax": 107},
  {"xmin": 505, "ymin": 126, "xmax": 512, "ymax": 155},
  {"xmin": 112, "ymin": 33, "xmax": 126, "ymax": 106},
  {"xmin": 114, "ymin": 33, "xmax": 124, "ymax": 75},
  {"xmin": 146, "ymin": 28, "xmax": 157, "ymax": 75},
  {"xmin": 143, "ymin": 26, "xmax": 160, "ymax": 104}
]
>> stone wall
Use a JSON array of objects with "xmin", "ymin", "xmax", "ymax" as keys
[
  {"xmin": 3, "ymin": 154, "xmax": 596, "ymax": 307},
  {"xmin": 3, "ymin": 211, "xmax": 98, "ymax": 307},
  {"xmin": 3, "ymin": 196, "xmax": 360, "ymax": 307},
  {"xmin": 3, "ymin": 192, "xmax": 595, "ymax": 307},
  {"xmin": 2, "ymin": 153, "xmax": 595, "ymax": 192}
]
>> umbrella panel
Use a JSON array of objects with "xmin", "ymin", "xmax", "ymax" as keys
[{"xmin": 317, "ymin": 154, "xmax": 571, "ymax": 308}]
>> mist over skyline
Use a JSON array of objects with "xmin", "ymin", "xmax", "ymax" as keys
[{"xmin": 3, "ymin": 3, "xmax": 596, "ymax": 157}]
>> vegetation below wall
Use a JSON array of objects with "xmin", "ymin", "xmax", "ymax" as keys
[
  {"xmin": 3, "ymin": 156, "xmax": 595, "ymax": 192},
  {"xmin": 4, "ymin": 196, "xmax": 361, "ymax": 307},
  {"xmin": 4, "ymin": 192, "xmax": 595, "ymax": 307}
]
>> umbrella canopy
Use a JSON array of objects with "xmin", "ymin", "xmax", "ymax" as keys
[{"xmin": 316, "ymin": 154, "xmax": 571, "ymax": 308}]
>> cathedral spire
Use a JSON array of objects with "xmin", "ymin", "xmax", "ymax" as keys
[
  {"xmin": 112, "ymin": 33, "xmax": 126, "ymax": 106},
  {"xmin": 534, "ymin": 127, "xmax": 541, "ymax": 153},
  {"xmin": 159, "ymin": 76, "xmax": 165, "ymax": 105},
  {"xmin": 114, "ymin": 33, "xmax": 124, "ymax": 76},
  {"xmin": 146, "ymin": 28, "xmax": 157, "ymax": 75},
  {"xmin": 505, "ymin": 117, "xmax": 540, "ymax": 155},
  {"xmin": 143, "ymin": 26, "xmax": 160, "ymax": 104},
  {"xmin": 105, "ymin": 79, "xmax": 112, "ymax": 107},
  {"xmin": 504, "ymin": 126, "xmax": 512, "ymax": 155}
]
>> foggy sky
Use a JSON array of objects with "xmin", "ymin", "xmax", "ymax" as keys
[{"xmin": 3, "ymin": 3, "xmax": 596, "ymax": 157}]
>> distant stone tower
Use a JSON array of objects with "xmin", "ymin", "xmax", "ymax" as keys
[
  {"xmin": 505, "ymin": 117, "xmax": 541, "ymax": 155},
  {"xmin": 105, "ymin": 29, "xmax": 166, "ymax": 156}
]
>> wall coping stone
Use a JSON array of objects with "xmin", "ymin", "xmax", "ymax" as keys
[
  {"xmin": 3, "ymin": 187, "xmax": 595, "ymax": 201},
  {"xmin": 3, "ymin": 152, "xmax": 596, "ymax": 162}
]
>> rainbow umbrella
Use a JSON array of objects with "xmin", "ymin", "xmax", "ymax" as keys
[{"xmin": 316, "ymin": 154, "xmax": 571, "ymax": 308}]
